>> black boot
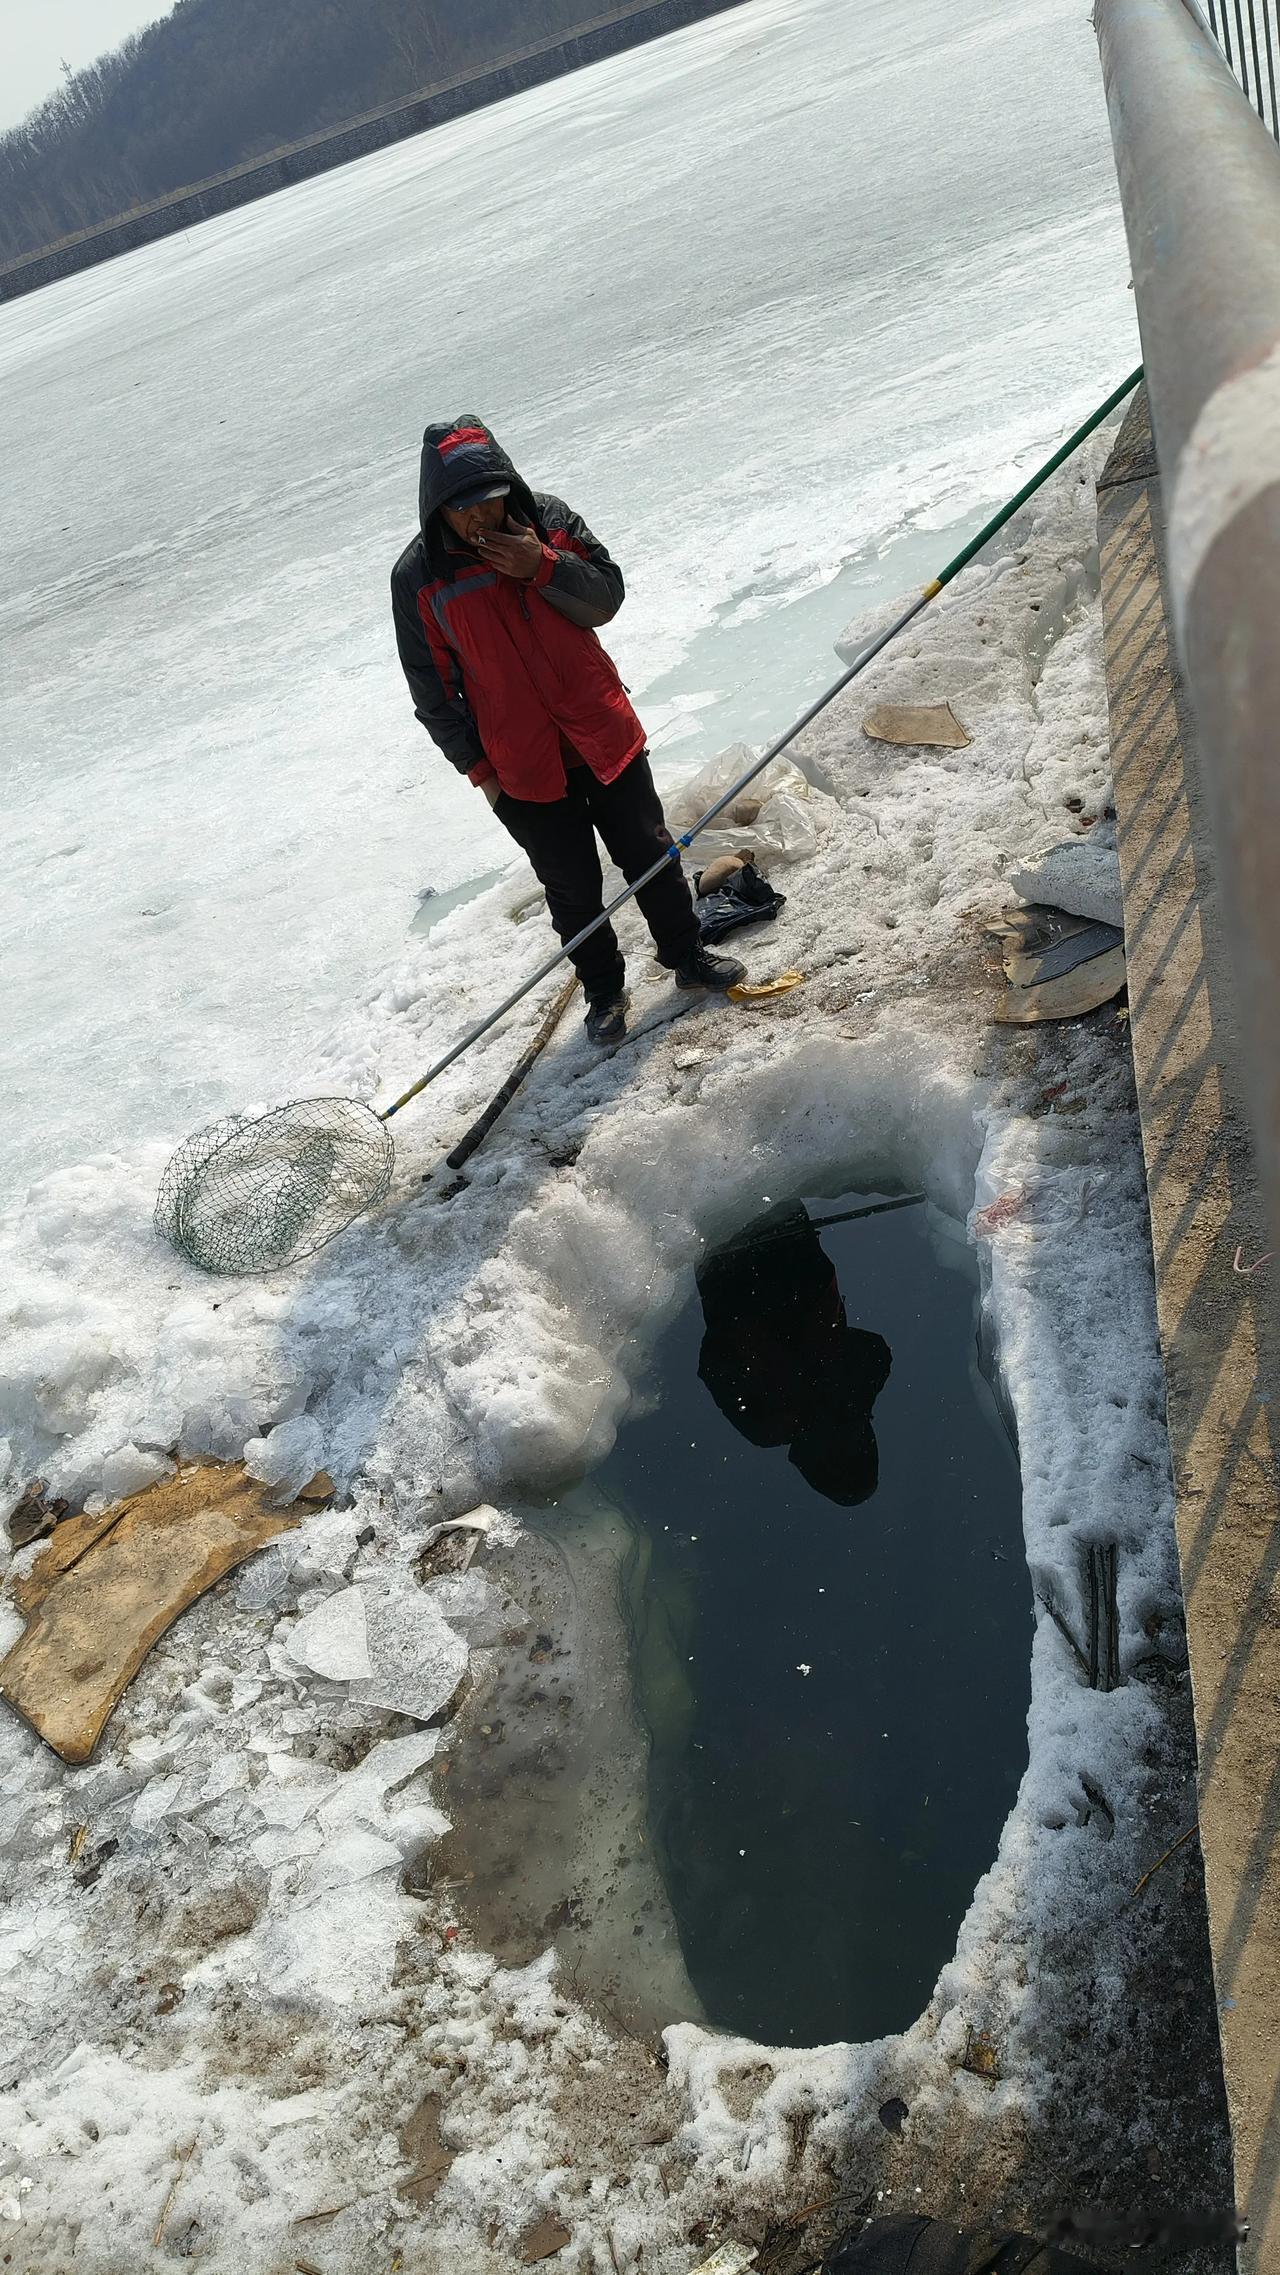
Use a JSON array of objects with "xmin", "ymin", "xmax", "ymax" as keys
[
  {"xmin": 585, "ymin": 991, "xmax": 627, "ymax": 1045},
  {"xmin": 672, "ymin": 945, "xmax": 746, "ymax": 992}
]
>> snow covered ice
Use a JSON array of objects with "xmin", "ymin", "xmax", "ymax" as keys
[
  {"xmin": 0, "ymin": 428, "xmax": 1230, "ymax": 2264},
  {"xmin": 0, "ymin": 0, "xmax": 1135, "ymax": 1195},
  {"xmin": 0, "ymin": 0, "xmax": 1232, "ymax": 2267}
]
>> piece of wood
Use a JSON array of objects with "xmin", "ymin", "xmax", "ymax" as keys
[
  {"xmin": 1131, "ymin": 1822, "xmax": 1200, "ymax": 1900},
  {"xmin": 398, "ymin": 2093, "xmax": 454, "ymax": 2206},
  {"xmin": 519, "ymin": 2215, "xmax": 573, "ymax": 2263},
  {"xmin": 1001, "ymin": 918, "xmax": 1123, "ymax": 991},
  {"xmin": 996, "ymin": 945, "xmax": 1127, "ymax": 1025},
  {"xmin": 12, "ymin": 1501, "xmax": 129, "ymax": 1618},
  {"xmin": 863, "ymin": 701, "xmax": 971, "ymax": 749},
  {"xmin": 0, "ymin": 1462, "xmax": 299, "ymax": 1764}
]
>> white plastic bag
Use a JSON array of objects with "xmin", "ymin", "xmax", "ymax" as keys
[{"xmin": 664, "ymin": 744, "xmax": 825, "ymax": 870}]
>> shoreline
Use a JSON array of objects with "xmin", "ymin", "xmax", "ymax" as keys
[{"xmin": 0, "ymin": 0, "xmax": 750, "ymax": 304}]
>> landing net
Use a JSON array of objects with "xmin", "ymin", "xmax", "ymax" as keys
[{"xmin": 155, "ymin": 1098, "xmax": 394, "ymax": 1274}]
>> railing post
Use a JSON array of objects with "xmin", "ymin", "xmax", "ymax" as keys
[{"xmin": 1095, "ymin": 0, "xmax": 1280, "ymax": 1294}]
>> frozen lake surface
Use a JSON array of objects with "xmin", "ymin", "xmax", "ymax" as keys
[{"xmin": 0, "ymin": 0, "xmax": 1135, "ymax": 1198}]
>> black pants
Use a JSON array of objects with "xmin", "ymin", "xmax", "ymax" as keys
[{"xmin": 495, "ymin": 754, "xmax": 700, "ymax": 1001}]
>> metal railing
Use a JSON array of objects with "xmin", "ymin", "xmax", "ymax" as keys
[
  {"xmin": 1094, "ymin": 0, "xmax": 1280, "ymax": 1278},
  {"xmin": 1196, "ymin": 0, "xmax": 1280, "ymax": 134}
]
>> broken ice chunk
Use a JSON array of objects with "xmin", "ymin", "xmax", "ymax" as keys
[
  {"xmin": 428, "ymin": 1570, "xmax": 519, "ymax": 1647},
  {"xmin": 253, "ymin": 1773, "xmax": 333, "ymax": 1831},
  {"xmin": 130, "ymin": 1773, "xmax": 185, "ymax": 1834},
  {"xmin": 303, "ymin": 1829, "xmax": 404, "ymax": 1892},
  {"xmin": 286, "ymin": 1587, "xmax": 372, "ymax": 1683},
  {"xmin": 315, "ymin": 1731, "xmax": 439, "ymax": 1836},
  {"xmin": 199, "ymin": 1755, "xmax": 248, "ymax": 1807},
  {"xmin": 100, "ymin": 1443, "xmax": 174, "ymax": 1503},
  {"xmin": 350, "ymin": 1584, "xmax": 466, "ymax": 1724},
  {"xmin": 0, "ymin": 1797, "xmax": 32, "ymax": 1852},
  {"xmin": 201, "ymin": 1798, "xmax": 245, "ymax": 1840},
  {"xmin": 289, "ymin": 1508, "xmax": 363, "ymax": 1587},
  {"xmin": 252, "ymin": 1821, "xmax": 325, "ymax": 1872},
  {"xmin": 285, "ymin": 1577, "xmax": 467, "ymax": 1721},
  {"xmin": 1008, "ymin": 835, "xmax": 1123, "ymax": 932},
  {"xmin": 245, "ymin": 1875, "xmax": 407, "ymax": 2002},
  {"xmin": 243, "ymin": 1415, "xmax": 324, "ymax": 1503},
  {"xmin": 236, "ymin": 1542, "xmax": 296, "ymax": 1611}
]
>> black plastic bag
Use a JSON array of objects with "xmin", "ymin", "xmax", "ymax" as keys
[{"xmin": 694, "ymin": 859, "xmax": 786, "ymax": 943}]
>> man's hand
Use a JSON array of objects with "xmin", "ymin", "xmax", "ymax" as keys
[
  {"xmin": 477, "ymin": 521, "xmax": 544, "ymax": 581},
  {"xmin": 480, "ymin": 774, "xmax": 503, "ymax": 807}
]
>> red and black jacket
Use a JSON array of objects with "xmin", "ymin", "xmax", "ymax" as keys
[{"xmin": 391, "ymin": 418, "xmax": 646, "ymax": 803}]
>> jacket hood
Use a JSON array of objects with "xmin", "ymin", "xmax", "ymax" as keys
[{"xmin": 418, "ymin": 417, "xmax": 541, "ymax": 543}]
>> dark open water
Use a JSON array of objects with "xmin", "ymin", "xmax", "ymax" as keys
[{"xmin": 600, "ymin": 1190, "xmax": 1030, "ymax": 2047}]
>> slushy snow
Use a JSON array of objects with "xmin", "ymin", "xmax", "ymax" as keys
[{"xmin": 0, "ymin": 440, "xmax": 1231, "ymax": 2268}]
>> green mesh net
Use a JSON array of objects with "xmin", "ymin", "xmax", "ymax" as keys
[{"xmin": 155, "ymin": 1098, "xmax": 395, "ymax": 1275}]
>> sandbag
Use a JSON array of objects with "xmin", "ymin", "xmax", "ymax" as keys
[{"xmin": 1008, "ymin": 834, "xmax": 1124, "ymax": 931}]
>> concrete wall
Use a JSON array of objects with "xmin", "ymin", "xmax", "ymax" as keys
[
  {"xmin": 0, "ymin": 0, "xmax": 748, "ymax": 303},
  {"xmin": 1098, "ymin": 390, "xmax": 1280, "ymax": 2274}
]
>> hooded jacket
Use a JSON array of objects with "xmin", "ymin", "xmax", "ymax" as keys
[{"xmin": 390, "ymin": 419, "xmax": 646, "ymax": 802}]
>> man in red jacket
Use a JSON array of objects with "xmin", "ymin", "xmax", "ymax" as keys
[{"xmin": 392, "ymin": 417, "xmax": 743, "ymax": 1044}]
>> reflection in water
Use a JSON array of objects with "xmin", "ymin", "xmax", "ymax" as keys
[
  {"xmin": 605, "ymin": 1190, "xmax": 1030, "ymax": 2049},
  {"xmin": 697, "ymin": 1200, "xmax": 895, "ymax": 1507}
]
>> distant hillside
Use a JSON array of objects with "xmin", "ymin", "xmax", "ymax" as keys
[{"xmin": 0, "ymin": 0, "xmax": 652, "ymax": 265}]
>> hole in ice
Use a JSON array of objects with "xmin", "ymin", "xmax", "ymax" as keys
[
  {"xmin": 434, "ymin": 1185, "xmax": 1029, "ymax": 2050},
  {"xmin": 604, "ymin": 1184, "xmax": 1030, "ymax": 2048}
]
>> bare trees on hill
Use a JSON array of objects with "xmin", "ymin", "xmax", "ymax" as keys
[{"xmin": 0, "ymin": 0, "xmax": 617, "ymax": 266}]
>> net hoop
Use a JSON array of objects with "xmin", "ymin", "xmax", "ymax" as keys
[{"xmin": 155, "ymin": 1097, "xmax": 394, "ymax": 1275}]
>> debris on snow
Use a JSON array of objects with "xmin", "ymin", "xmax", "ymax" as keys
[
  {"xmin": 971, "ymin": 1189, "xmax": 1028, "ymax": 1239},
  {"xmin": 1009, "ymin": 829, "xmax": 1124, "ymax": 931},
  {"xmin": 863, "ymin": 701, "xmax": 971, "ymax": 748},
  {"xmin": 0, "ymin": 1461, "xmax": 298, "ymax": 1763},
  {"xmin": 726, "ymin": 969, "xmax": 806, "ymax": 1003},
  {"xmin": 987, "ymin": 903, "xmax": 1126, "ymax": 1024},
  {"xmin": 5, "ymin": 1480, "xmax": 70, "ymax": 1551},
  {"xmin": 664, "ymin": 746, "xmax": 830, "ymax": 868},
  {"xmin": 688, "ymin": 2245, "xmax": 759, "ymax": 2275},
  {"xmin": 518, "ymin": 2212, "xmax": 573, "ymax": 2262}
]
